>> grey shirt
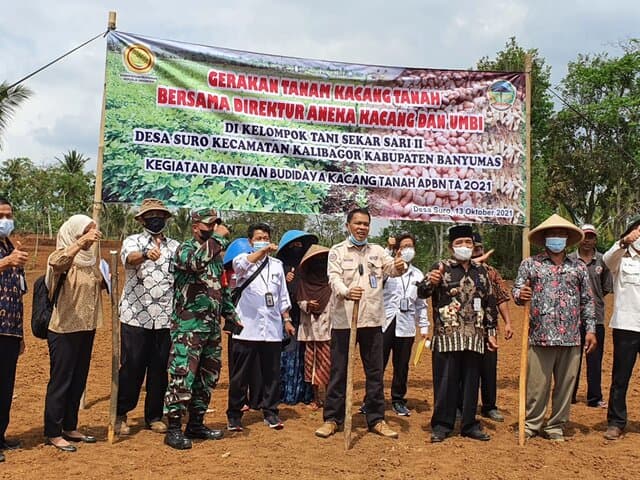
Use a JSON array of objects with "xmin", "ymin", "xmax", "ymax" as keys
[{"xmin": 568, "ymin": 250, "xmax": 613, "ymax": 325}]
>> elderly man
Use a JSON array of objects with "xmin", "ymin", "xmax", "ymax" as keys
[
  {"xmin": 116, "ymin": 198, "xmax": 179, "ymax": 435},
  {"xmin": 513, "ymin": 214, "xmax": 596, "ymax": 442},
  {"xmin": 569, "ymin": 224, "xmax": 612, "ymax": 408},
  {"xmin": 315, "ymin": 208, "xmax": 406, "ymax": 440},
  {"xmin": 603, "ymin": 215, "xmax": 640, "ymax": 440},
  {"xmin": 0, "ymin": 198, "xmax": 28, "ymax": 463},
  {"xmin": 164, "ymin": 209, "xmax": 236, "ymax": 449},
  {"xmin": 418, "ymin": 224, "xmax": 498, "ymax": 443}
]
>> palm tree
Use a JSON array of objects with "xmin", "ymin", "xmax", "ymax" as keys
[
  {"xmin": 56, "ymin": 149, "xmax": 90, "ymax": 174},
  {"xmin": 0, "ymin": 82, "xmax": 32, "ymax": 149}
]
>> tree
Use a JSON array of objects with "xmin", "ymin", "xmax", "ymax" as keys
[
  {"xmin": 56, "ymin": 149, "xmax": 89, "ymax": 174},
  {"xmin": 0, "ymin": 82, "xmax": 32, "ymax": 149}
]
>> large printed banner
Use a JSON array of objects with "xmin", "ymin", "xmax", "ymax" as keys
[{"xmin": 103, "ymin": 31, "xmax": 527, "ymax": 224}]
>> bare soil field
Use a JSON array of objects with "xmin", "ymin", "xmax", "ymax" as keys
[{"xmin": 2, "ymin": 235, "xmax": 640, "ymax": 479}]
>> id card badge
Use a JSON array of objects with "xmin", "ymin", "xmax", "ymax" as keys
[
  {"xmin": 473, "ymin": 297, "xmax": 482, "ymax": 312},
  {"xmin": 399, "ymin": 297, "xmax": 409, "ymax": 312},
  {"xmin": 265, "ymin": 292, "xmax": 275, "ymax": 307},
  {"xmin": 369, "ymin": 274, "xmax": 378, "ymax": 289}
]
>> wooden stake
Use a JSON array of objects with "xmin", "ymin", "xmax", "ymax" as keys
[
  {"xmin": 344, "ymin": 299, "xmax": 360, "ymax": 451},
  {"xmin": 107, "ymin": 251, "xmax": 120, "ymax": 443}
]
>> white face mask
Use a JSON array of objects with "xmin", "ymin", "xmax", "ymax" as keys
[
  {"xmin": 453, "ymin": 246, "xmax": 473, "ymax": 262},
  {"xmin": 633, "ymin": 238, "xmax": 640, "ymax": 252},
  {"xmin": 400, "ymin": 247, "xmax": 415, "ymax": 263}
]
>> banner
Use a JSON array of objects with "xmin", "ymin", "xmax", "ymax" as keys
[{"xmin": 103, "ymin": 31, "xmax": 527, "ymax": 224}]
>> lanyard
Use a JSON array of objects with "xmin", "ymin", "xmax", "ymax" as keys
[
  {"xmin": 258, "ymin": 258, "xmax": 271, "ymax": 289},
  {"xmin": 400, "ymin": 269, "xmax": 413, "ymax": 296}
]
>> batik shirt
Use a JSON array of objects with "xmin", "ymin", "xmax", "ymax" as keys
[
  {"xmin": 418, "ymin": 259, "xmax": 496, "ymax": 354},
  {"xmin": 513, "ymin": 253, "xmax": 596, "ymax": 346},
  {"xmin": 119, "ymin": 231, "xmax": 179, "ymax": 330},
  {"xmin": 171, "ymin": 235, "xmax": 238, "ymax": 334},
  {"xmin": 0, "ymin": 238, "xmax": 26, "ymax": 338}
]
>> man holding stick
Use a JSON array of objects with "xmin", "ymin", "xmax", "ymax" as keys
[
  {"xmin": 315, "ymin": 208, "xmax": 406, "ymax": 440},
  {"xmin": 513, "ymin": 214, "xmax": 596, "ymax": 442}
]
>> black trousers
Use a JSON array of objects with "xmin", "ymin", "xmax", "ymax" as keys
[
  {"xmin": 117, "ymin": 323, "xmax": 171, "ymax": 423},
  {"xmin": 44, "ymin": 330, "xmax": 95, "ymax": 438},
  {"xmin": 227, "ymin": 335, "xmax": 263, "ymax": 410},
  {"xmin": 324, "ymin": 327, "xmax": 385, "ymax": 429},
  {"xmin": 480, "ymin": 349, "xmax": 498, "ymax": 413},
  {"xmin": 573, "ymin": 324, "xmax": 605, "ymax": 405},
  {"xmin": 0, "ymin": 336, "xmax": 21, "ymax": 442},
  {"xmin": 432, "ymin": 349, "xmax": 481, "ymax": 435},
  {"xmin": 607, "ymin": 329, "xmax": 640, "ymax": 429},
  {"xmin": 227, "ymin": 340, "xmax": 280, "ymax": 420},
  {"xmin": 382, "ymin": 319, "xmax": 414, "ymax": 404}
]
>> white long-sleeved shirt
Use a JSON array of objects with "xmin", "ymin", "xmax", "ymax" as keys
[
  {"xmin": 232, "ymin": 253, "xmax": 291, "ymax": 342},
  {"xmin": 382, "ymin": 264, "xmax": 429, "ymax": 337},
  {"xmin": 603, "ymin": 241, "xmax": 640, "ymax": 332}
]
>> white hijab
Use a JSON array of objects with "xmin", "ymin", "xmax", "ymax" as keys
[{"xmin": 57, "ymin": 214, "xmax": 96, "ymax": 267}]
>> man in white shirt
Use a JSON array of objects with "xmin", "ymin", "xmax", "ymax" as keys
[
  {"xmin": 603, "ymin": 215, "xmax": 640, "ymax": 440},
  {"xmin": 226, "ymin": 223, "xmax": 294, "ymax": 431},
  {"xmin": 381, "ymin": 232, "xmax": 428, "ymax": 416}
]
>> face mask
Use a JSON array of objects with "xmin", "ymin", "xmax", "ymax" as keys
[
  {"xmin": 0, "ymin": 218, "xmax": 14, "ymax": 238},
  {"xmin": 348, "ymin": 233, "xmax": 367, "ymax": 247},
  {"xmin": 143, "ymin": 217, "xmax": 166, "ymax": 235},
  {"xmin": 400, "ymin": 247, "xmax": 415, "ymax": 263},
  {"xmin": 253, "ymin": 241, "xmax": 270, "ymax": 251},
  {"xmin": 632, "ymin": 238, "xmax": 640, "ymax": 252},
  {"xmin": 199, "ymin": 229, "xmax": 213, "ymax": 242},
  {"xmin": 545, "ymin": 237, "xmax": 567, "ymax": 253},
  {"xmin": 453, "ymin": 246, "xmax": 472, "ymax": 262}
]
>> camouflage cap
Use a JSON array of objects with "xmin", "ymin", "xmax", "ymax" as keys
[{"xmin": 190, "ymin": 208, "xmax": 222, "ymax": 225}]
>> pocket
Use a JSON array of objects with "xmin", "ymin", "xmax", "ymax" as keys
[
  {"xmin": 368, "ymin": 259, "xmax": 383, "ymax": 279},
  {"xmin": 621, "ymin": 259, "xmax": 640, "ymax": 285}
]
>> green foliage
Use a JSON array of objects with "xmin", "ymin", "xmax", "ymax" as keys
[{"xmin": 0, "ymin": 83, "xmax": 32, "ymax": 150}]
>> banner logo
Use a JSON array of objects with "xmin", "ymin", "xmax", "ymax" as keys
[
  {"xmin": 487, "ymin": 80, "xmax": 516, "ymax": 111},
  {"xmin": 123, "ymin": 44, "xmax": 155, "ymax": 74}
]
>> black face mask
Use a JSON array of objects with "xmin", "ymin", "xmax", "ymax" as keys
[
  {"xmin": 143, "ymin": 217, "xmax": 166, "ymax": 234},
  {"xmin": 199, "ymin": 229, "xmax": 213, "ymax": 241}
]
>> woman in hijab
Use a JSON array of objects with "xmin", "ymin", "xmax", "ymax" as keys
[
  {"xmin": 296, "ymin": 245, "xmax": 332, "ymax": 409},
  {"xmin": 44, "ymin": 215, "xmax": 103, "ymax": 452}
]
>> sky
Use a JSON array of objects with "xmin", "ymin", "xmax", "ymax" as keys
[{"xmin": 1, "ymin": 0, "xmax": 638, "ymax": 171}]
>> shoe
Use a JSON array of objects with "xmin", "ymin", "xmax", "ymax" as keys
[
  {"xmin": 358, "ymin": 403, "xmax": 367, "ymax": 415},
  {"xmin": 227, "ymin": 418, "xmax": 244, "ymax": 432},
  {"xmin": 482, "ymin": 409, "xmax": 504, "ymax": 422},
  {"xmin": 185, "ymin": 413, "xmax": 224, "ymax": 440},
  {"xmin": 315, "ymin": 421, "xmax": 339, "ymax": 438},
  {"xmin": 240, "ymin": 404, "xmax": 250, "ymax": 413},
  {"xmin": 164, "ymin": 414, "xmax": 192, "ymax": 450},
  {"xmin": 0, "ymin": 438, "xmax": 21, "ymax": 450},
  {"xmin": 392, "ymin": 402, "xmax": 411, "ymax": 417},
  {"xmin": 462, "ymin": 429, "xmax": 491, "ymax": 441},
  {"xmin": 546, "ymin": 432, "xmax": 565, "ymax": 442},
  {"xmin": 115, "ymin": 415, "xmax": 130, "ymax": 435},
  {"xmin": 45, "ymin": 438, "xmax": 77, "ymax": 452},
  {"xmin": 62, "ymin": 432, "xmax": 97, "ymax": 443},
  {"xmin": 0, "ymin": 451, "xmax": 4, "ymax": 462},
  {"xmin": 597, "ymin": 400, "xmax": 608, "ymax": 409},
  {"xmin": 604, "ymin": 426, "xmax": 624, "ymax": 441},
  {"xmin": 430, "ymin": 431, "xmax": 448, "ymax": 443},
  {"xmin": 371, "ymin": 420, "xmax": 398, "ymax": 439},
  {"xmin": 147, "ymin": 420, "xmax": 167, "ymax": 433},
  {"xmin": 264, "ymin": 415, "xmax": 284, "ymax": 430}
]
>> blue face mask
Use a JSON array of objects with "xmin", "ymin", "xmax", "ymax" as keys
[
  {"xmin": 0, "ymin": 218, "xmax": 14, "ymax": 238},
  {"xmin": 349, "ymin": 234, "xmax": 367, "ymax": 247},
  {"xmin": 253, "ymin": 240, "xmax": 270, "ymax": 251},
  {"xmin": 545, "ymin": 236, "xmax": 567, "ymax": 253}
]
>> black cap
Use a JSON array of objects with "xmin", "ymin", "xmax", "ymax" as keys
[
  {"xmin": 473, "ymin": 232, "xmax": 483, "ymax": 245},
  {"xmin": 448, "ymin": 224, "xmax": 473, "ymax": 242}
]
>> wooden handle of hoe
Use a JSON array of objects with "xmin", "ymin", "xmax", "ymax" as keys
[
  {"xmin": 107, "ymin": 251, "xmax": 121, "ymax": 444},
  {"xmin": 518, "ymin": 303, "xmax": 530, "ymax": 446},
  {"xmin": 344, "ymin": 299, "xmax": 360, "ymax": 451}
]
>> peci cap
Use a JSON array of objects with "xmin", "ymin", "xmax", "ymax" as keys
[{"xmin": 448, "ymin": 224, "xmax": 473, "ymax": 243}]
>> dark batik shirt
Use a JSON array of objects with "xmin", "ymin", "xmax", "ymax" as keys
[{"xmin": 0, "ymin": 238, "xmax": 26, "ymax": 338}]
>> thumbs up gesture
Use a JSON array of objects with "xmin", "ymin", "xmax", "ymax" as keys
[
  {"xmin": 519, "ymin": 279, "xmax": 532, "ymax": 302},
  {"xmin": 7, "ymin": 241, "xmax": 28, "ymax": 268},
  {"xmin": 428, "ymin": 263, "xmax": 445, "ymax": 286},
  {"xmin": 286, "ymin": 267, "xmax": 295, "ymax": 283}
]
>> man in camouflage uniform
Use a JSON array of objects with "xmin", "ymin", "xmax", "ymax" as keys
[{"xmin": 164, "ymin": 208, "xmax": 240, "ymax": 450}]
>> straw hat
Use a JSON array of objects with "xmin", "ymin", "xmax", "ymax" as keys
[
  {"xmin": 134, "ymin": 198, "xmax": 171, "ymax": 219},
  {"xmin": 528, "ymin": 214, "xmax": 583, "ymax": 247},
  {"xmin": 299, "ymin": 244, "xmax": 329, "ymax": 267}
]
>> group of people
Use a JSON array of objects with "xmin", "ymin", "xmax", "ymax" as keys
[{"xmin": 1, "ymin": 195, "xmax": 640, "ymax": 461}]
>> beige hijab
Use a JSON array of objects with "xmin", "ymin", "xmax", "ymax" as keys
[{"xmin": 57, "ymin": 214, "xmax": 96, "ymax": 267}]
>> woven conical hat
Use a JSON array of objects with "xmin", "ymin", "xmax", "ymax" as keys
[
  {"xmin": 528, "ymin": 214, "xmax": 584, "ymax": 248},
  {"xmin": 299, "ymin": 244, "xmax": 329, "ymax": 267}
]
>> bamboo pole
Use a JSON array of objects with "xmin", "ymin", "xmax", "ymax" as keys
[
  {"xmin": 343, "ymin": 299, "xmax": 360, "ymax": 451},
  {"xmin": 107, "ymin": 250, "xmax": 120, "ymax": 444},
  {"xmin": 518, "ymin": 54, "xmax": 533, "ymax": 446}
]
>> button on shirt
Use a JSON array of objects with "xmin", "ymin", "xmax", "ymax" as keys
[
  {"xmin": 568, "ymin": 251, "xmax": 613, "ymax": 325},
  {"xmin": 603, "ymin": 242, "xmax": 640, "ymax": 332},
  {"xmin": 119, "ymin": 232, "xmax": 179, "ymax": 330},
  {"xmin": 328, "ymin": 240, "xmax": 403, "ymax": 330},
  {"xmin": 383, "ymin": 265, "xmax": 429, "ymax": 337},
  {"xmin": 232, "ymin": 254, "xmax": 291, "ymax": 342}
]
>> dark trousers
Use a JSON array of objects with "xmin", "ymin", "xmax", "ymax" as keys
[
  {"xmin": 573, "ymin": 324, "xmax": 605, "ymax": 405},
  {"xmin": 382, "ymin": 319, "xmax": 414, "ymax": 404},
  {"xmin": 432, "ymin": 349, "xmax": 481, "ymax": 435},
  {"xmin": 227, "ymin": 335, "xmax": 263, "ymax": 410},
  {"xmin": 227, "ymin": 340, "xmax": 280, "ymax": 420},
  {"xmin": 0, "ymin": 336, "xmax": 20, "ymax": 441},
  {"xmin": 607, "ymin": 329, "xmax": 640, "ymax": 429},
  {"xmin": 44, "ymin": 330, "xmax": 95, "ymax": 438},
  {"xmin": 324, "ymin": 327, "xmax": 385, "ymax": 429},
  {"xmin": 480, "ymin": 349, "xmax": 498, "ymax": 413},
  {"xmin": 117, "ymin": 323, "xmax": 170, "ymax": 423}
]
